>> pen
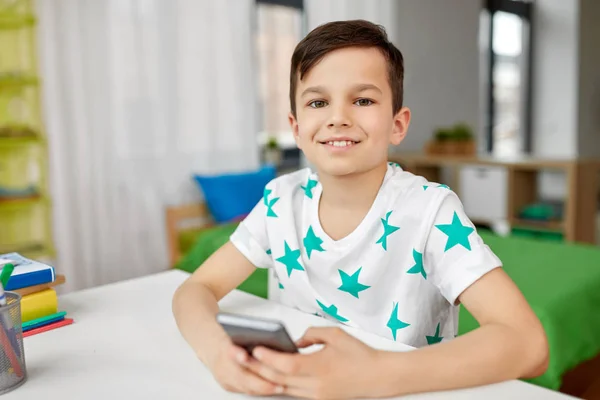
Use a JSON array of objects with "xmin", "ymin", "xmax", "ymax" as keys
[
  {"xmin": 0, "ymin": 283, "xmax": 22, "ymax": 362},
  {"xmin": 0, "ymin": 263, "xmax": 14, "ymax": 288}
]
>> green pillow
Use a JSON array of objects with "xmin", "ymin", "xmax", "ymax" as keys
[
  {"xmin": 174, "ymin": 222, "xmax": 269, "ymax": 299},
  {"xmin": 175, "ymin": 223, "xmax": 239, "ymax": 273}
]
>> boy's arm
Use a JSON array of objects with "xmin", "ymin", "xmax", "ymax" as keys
[
  {"xmin": 375, "ymin": 267, "xmax": 549, "ymax": 397},
  {"xmin": 247, "ymin": 267, "xmax": 548, "ymax": 399},
  {"xmin": 173, "ymin": 183, "xmax": 275, "ymax": 368},
  {"xmin": 374, "ymin": 191, "xmax": 549, "ymax": 395},
  {"xmin": 172, "ymin": 240, "xmax": 256, "ymax": 366}
]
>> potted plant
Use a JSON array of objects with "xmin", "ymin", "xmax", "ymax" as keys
[
  {"xmin": 425, "ymin": 122, "xmax": 476, "ymax": 156},
  {"xmin": 263, "ymin": 136, "xmax": 281, "ymax": 166}
]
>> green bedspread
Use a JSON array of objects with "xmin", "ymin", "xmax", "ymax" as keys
[
  {"xmin": 175, "ymin": 222, "xmax": 269, "ymax": 299},
  {"xmin": 175, "ymin": 224, "xmax": 600, "ymax": 391},
  {"xmin": 460, "ymin": 231, "xmax": 600, "ymax": 390}
]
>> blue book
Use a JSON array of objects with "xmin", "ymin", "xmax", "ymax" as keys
[{"xmin": 0, "ymin": 253, "xmax": 56, "ymax": 290}]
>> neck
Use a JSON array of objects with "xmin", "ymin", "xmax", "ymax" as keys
[{"xmin": 318, "ymin": 163, "xmax": 388, "ymax": 211}]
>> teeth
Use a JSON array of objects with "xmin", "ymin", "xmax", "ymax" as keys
[{"xmin": 327, "ymin": 140, "xmax": 355, "ymax": 147}]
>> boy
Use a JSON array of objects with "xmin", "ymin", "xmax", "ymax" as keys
[{"xmin": 173, "ymin": 20, "xmax": 548, "ymax": 399}]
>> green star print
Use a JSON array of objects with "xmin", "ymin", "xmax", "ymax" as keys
[
  {"xmin": 303, "ymin": 226, "xmax": 325, "ymax": 259},
  {"xmin": 387, "ymin": 302, "xmax": 410, "ymax": 341},
  {"xmin": 316, "ymin": 300, "xmax": 348, "ymax": 323},
  {"xmin": 435, "ymin": 211, "xmax": 474, "ymax": 251},
  {"xmin": 338, "ymin": 267, "xmax": 370, "ymax": 298},
  {"xmin": 376, "ymin": 211, "xmax": 400, "ymax": 251},
  {"xmin": 426, "ymin": 323, "xmax": 443, "ymax": 345},
  {"xmin": 407, "ymin": 249, "xmax": 426, "ymax": 279},
  {"xmin": 263, "ymin": 188, "xmax": 272, "ymax": 206},
  {"xmin": 276, "ymin": 241, "xmax": 304, "ymax": 277},
  {"xmin": 301, "ymin": 178, "xmax": 318, "ymax": 199},
  {"xmin": 263, "ymin": 187, "xmax": 279, "ymax": 217},
  {"xmin": 423, "ymin": 185, "xmax": 429, "ymax": 191}
]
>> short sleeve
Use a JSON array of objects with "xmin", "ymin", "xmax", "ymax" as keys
[
  {"xmin": 423, "ymin": 190, "xmax": 502, "ymax": 305},
  {"xmin": 229, "ymin": 186, "xmax": 274, "ymax": 269}
]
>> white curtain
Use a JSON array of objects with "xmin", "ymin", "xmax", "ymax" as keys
[
  {"xmin": 36, "ymin": 0, "xmax": 259, "ymax": 292},
  {"xmin": 304, "ymin": 0, "xmax": 397, "ymax": 38}
]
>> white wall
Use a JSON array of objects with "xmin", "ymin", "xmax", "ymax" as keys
[
  {"xmin": 531, "ymin": 0, "xmax": 580, "ymax": 159},
  {"xmin": 577, "ymin": 0, "xmax": 600, "ymax": 158},
  {"xmin": 532, "ymin": 0, "xmax": 600, "ymax": 200},
  {"xmin": 388, "ymin": 0, "xmax": 481, "ymax": 153},
  {"xmin": 531, "ymin": 0, "xmax": 580, "ymax": 200}
]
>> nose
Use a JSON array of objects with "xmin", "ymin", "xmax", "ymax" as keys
[{"xmin": 327, "ymin": 103, "xmax": 352, "ymax": 129}]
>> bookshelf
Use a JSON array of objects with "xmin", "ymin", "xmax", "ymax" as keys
[
  {"xmin": 0, "ymin": 0, "xmax": 54, "ymax": 260},
  {"xmin": 389, "ymin": 152, "xmax": 600, "ymax": 245}
]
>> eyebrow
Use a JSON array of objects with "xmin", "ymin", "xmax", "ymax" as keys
[
  {"xmin": 300, "ymin": 83, "xmax": 382, "ymax": 98},
  {"xmin": 300, "ymin": 86, "xmax": 327, "ymax": 97},
  {"xmin": 352, "ymin": 83, "xmax": 382, "ymax": 94}
]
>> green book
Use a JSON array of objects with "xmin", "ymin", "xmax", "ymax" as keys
[{"xmin": 22, "ymin": 311, "xmax": 67, "ymax": 330}]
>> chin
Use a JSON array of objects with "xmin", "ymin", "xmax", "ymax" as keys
[
  {"xmin": 317, "ymin": 160, "xmax": 389, "ymax": 178},
  {"xmin": 314, "ymin": 162, "xmax": 362, "ymax": 177}
]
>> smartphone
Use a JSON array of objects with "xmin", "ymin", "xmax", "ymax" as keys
[{"xmin": 216, "ymin": 312, "xmax": 299, "ymax": 354}]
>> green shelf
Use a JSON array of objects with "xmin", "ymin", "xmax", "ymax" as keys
[
  {"xmin": 0, "ymin": 135, "xmax": 44, "ymax": 147},
  {"xmin": 0, "ymin": 74, "xmax": 39, "ymax": 88},
  {"xmin": 0, "ymin": 194, "xmax": 48, "ymax": 211},
  {"xmin": 0, "ymin": 13, "xmax": 35, "ymax": 30},
  {"xmin": 0, "ymin": 1, "xmax": 54, "ymax": 262},
  {"xmin": 0, "ymin": 243, "xmax": 54, "ymax": 259}
]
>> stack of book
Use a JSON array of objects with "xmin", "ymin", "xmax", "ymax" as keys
[{"xmin": 0, "ymin": 253, "xmax": 72, "ymax": 337}]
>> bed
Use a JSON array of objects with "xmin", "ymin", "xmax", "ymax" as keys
[{"xmin": 165, "ymin": 202, "xmax": 600, "ymax": 397}]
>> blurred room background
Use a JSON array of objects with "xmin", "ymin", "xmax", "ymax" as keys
[{"xmin": 0, "ymin": 0, "xmax": 598, "ymax": 292}]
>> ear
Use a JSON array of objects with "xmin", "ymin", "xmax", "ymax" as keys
[
  {"xmin": 391, "ymin": 106, "xmax": 411, "ymax": 146},
  {"xmin": 288, "ymin": 112, "xmax": 302, "ymax": 149}
]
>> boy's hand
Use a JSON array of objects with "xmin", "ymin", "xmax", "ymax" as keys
[
  {"xmin": 207, "ymin": 339, "xmax": 284, "ymax": 396},
  {"xmin": 243, "ymin": 327, "xmax": 385, "ymax": 399}
]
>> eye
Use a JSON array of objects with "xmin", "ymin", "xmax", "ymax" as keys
[
  {"xmin": 354, "ymin": 98, "xmax": 374, "ymax": 106},
  {"xmin": 308, "ymin": 100, "xmax": 328, "ymax": 108}
]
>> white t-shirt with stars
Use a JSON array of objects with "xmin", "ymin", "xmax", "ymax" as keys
[{"xmin": 230, "ymin": 163, "xmax": 502, "ymax": 347}]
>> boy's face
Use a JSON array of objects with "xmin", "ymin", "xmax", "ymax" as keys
[{"xmin": 289, "ymin": 46, "xmax": 410, "ymax": 177}]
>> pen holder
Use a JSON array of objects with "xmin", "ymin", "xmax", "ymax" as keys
[{"xmin": 0, "ymin": 292, "xmax": 26, "ymax": 395}]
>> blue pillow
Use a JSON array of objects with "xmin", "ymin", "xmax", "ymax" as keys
[{"xmin": 193, "ymin": 164, "xmax": 276, "ymax": 223}]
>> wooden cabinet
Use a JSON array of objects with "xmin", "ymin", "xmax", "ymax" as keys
[{"xmin": 389, "ymin": 153, "xmax": 600, "ymax": 244}]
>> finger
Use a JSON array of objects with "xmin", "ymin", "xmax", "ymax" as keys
[
  {"xmin": 245, "ymin": 357, "xmax": 285, "ymax": 385},
  {"xmin": 295, "ymin": 336, "xmax": 324, "ymax": 349},
  {"xmin": 299, "ymin": 326, "xmax": 345, "ymax": 346},
  {"xmin": 229, "ymin": 345, "xmax": 250, "ymax": 366},
  {"xmin": 280, "ymin": 383, "xmax": 321, "ymax": 400},
  {"xmin": 236, "ymin": 363, "xmax": 284, "ymax": 396},
  {"xmin": 244, "ymin": 357, "xmax": 308, "ymax": 386},
  {"xmin": 221, "ymin": 383, "xmax": 241, "ymax": 394},
  {"xmin": 252, "ymin": 346, "xmax": 313, "ymax": 376}
]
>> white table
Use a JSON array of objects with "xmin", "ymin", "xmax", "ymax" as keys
[{"xmin": 4, "ymin": 270, "xmax": 573, "ymax": 399}]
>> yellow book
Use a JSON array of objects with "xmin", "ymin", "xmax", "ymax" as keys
[{"xmin": 20, "ymin": 288, "xmax": 58, "ymax": 323}]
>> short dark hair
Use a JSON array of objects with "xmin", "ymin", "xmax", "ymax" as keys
[{"xmin": 289, "ymin": 19, "xmax": 404, "ymax": 117}]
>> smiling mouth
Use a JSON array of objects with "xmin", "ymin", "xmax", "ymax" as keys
[{"xmin": 319, "ymin": 140, "xmax": 360, "ymax": 148}]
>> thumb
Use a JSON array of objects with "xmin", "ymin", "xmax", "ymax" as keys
[{"xmin": 297, "ymin": 327, "xmax": 344, "ymax": 348}]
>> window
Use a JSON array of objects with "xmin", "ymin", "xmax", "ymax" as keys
[
  {"xmin": 481, "ymin": 0, "xmax": 533, "ymax": 156},
  {"xmin": 255, "ymin": 0, "xmax": 304, "ymax": 169}
]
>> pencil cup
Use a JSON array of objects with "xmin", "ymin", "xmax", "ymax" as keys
[{"xmin": 0, "ymin": 292, "xmax": 26, "ymax": 395}]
